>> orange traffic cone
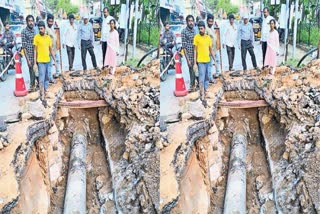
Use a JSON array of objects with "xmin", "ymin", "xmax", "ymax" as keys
[
  {"xmin": 174, "ymin": 53, "xmax": 188, "ymax": 97},
  {"xmin": 14, "ymin": 53, "xmax": 28, "ymax": 96}
]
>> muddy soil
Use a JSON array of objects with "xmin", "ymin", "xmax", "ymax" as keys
[
  {"xmin": 207, "ymin": 107, "xmax": 275, "ymax": 212},
  {"xmin": 171, "ymin": 106, "xmax": 277, "ymax": 213},
  {"xmin": 12, "ymin": 107, "xmax": 117, "ymax": 213}
]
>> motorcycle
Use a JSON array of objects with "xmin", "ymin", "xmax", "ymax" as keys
[
  {"xmin": 0, "ymin": 39, "xmax": 15, "ymax": 82},
  {"xmin": 160, "ymin": 39, "xmax": 176, "ymax": 82}
]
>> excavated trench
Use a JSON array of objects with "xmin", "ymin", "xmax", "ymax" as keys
[
  {"xmin": 0, "ymin": 60, "xmax": 160, "ymax": 213},
  {"xmin": 160, "ymin": 60, "xmax": 320, "ymax": 213},
  {"xmin": 11, "ymin": 91, "xmax": 127, "ymax": 213},
  {"xmin": 171, "ymin": 91, "xmax": 288, "ymax": 213}
]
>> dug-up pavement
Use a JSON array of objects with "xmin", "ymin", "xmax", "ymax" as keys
[
  {"xmin": 0, "ymin": 60, "xmax": 160, "ymax": 213},
  {"xmin": 160, "ymin": 60, "xmax": 320, "ymax": 213}
]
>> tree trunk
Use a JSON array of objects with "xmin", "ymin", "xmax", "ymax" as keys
[{"xmin": 317, "ymin": 38, "xmax": 320, "ymax": 59}]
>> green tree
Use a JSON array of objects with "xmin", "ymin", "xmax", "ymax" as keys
[
  {"xmin": 46, "ymin": 0, "xmax": 58, "ymax": 11},
  {"xmin": 205, "ymin": 0, "xmax": 218, "ymax": 12},
  {"xmin": 46, "ymin": 0, "xmax": 79, "ymax": 15},
  {"xmin": 206, "ymin": 0, "xmax": 239, "ymax": 15},
  {"xmin": 57, "ymin": 0, "xmax": 79, "ymax": 15},
  {"xmin": 102, "ymin": 0, "xmax": 157, "ymax": 20},
  {"xmin": 216, "ymin": 0, "xmax": 239, "ymax": 14}
]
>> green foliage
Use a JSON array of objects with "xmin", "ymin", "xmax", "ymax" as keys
[
  {"xmin": 103, "ymin": 0, "xmax": 158, "ymax": 20},
  {"xmin": 58, "ymin": 0, "xmax": 79, "ymax": 14},
  {"xmin": 214, "ymin": 0, "xmax": 239, "ymax": 14},
  {"xmin": 124, "ymin": 58, "xmax": 141, "ymax": 67},
  {"xmin": 283, "ymin": 58, "xmax": 305, "ymax": 68},
  {"xmin": 47, "ymin": 0, "xmax": 79, "ymax": 15},
  {"xmin": 299, "ymin": 24, "xmax": 320, "ymax": 46},
  {"xmin": 46, "ymin": 0, "xmax": 58, "ymax": 11},
  {"xmin": 205, "ymin": 0, "xmax": 216, "ymax": 12},
  {"xmin": 138, "ymin": 23, "xmax": 159, "ymax": 47}
]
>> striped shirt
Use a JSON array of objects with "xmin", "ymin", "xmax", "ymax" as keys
[
  {"xmin": 181, "ymin": 26, "xmax": 196, "ymax": 65},
  {"xmin": 22, "ymin": 26, "xmax": 36, "ymax": 65}
]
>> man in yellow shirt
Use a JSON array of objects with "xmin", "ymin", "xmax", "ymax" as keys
[
  {"xmin": 33, "ymin": 21, "xmax": 56, "ymax": 107},
  {"xmin": 193, "ymin": 21, "xmax": 216, "ymax": 106}
]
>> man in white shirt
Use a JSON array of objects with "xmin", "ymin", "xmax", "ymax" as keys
[
  {"xmin": 223, "ymin": 14, "xmax": 237, "ymax": 71},
  {"xmin": 63, "ymin": 14, "xmax": 77, "ymax": 71},
  {"xmin": 261, "ymin": 7, "xmax": 275, "ymax": 68},
  {"xmin": 100, "ymin": 7, "xmax": 115, "ymax": 69}
]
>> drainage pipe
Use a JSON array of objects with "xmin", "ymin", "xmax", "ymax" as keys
[
  {"xmin": 64, "ymin": 132, "xmax": 87, "ymax": 214},
  {"xmin": 224, "ymin": 132, "xmax": 247, "ymax": 214},
  {"xmin": 59, "ymin": 100, "xmax": 107, "ymax": 108},
  {"xmin": 219, "ymin": 100, "xmax": 268, "ymax": 108}
]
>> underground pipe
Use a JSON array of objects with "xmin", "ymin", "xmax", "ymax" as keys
[
  {"xmin": 224, "ymin": 132, "xmax": 247, "ymax": 214},
  {"xmin": 219, "ymin": 100, "xmax": 268, "ymax": 108},
  {"xmin": 59, "ymin": 100, "xmax": 107, "ymax": 108},
  {"xmin": 64, "ymin": 132, "xmax": 87, "ymax": 214}
]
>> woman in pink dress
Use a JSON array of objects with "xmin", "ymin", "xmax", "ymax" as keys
[
  {"xmin": 104, "ymin": 19, "xmax": 119, "ymax": 75},
  {"xmin": 264, "ymin": 19, "xmax": 279, "ymax": 75}
]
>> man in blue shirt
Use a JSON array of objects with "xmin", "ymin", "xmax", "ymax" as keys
[
  {"xmin": 77, "ymin": 14, "xmax": 99, "ymax": 73},
  {"xmin": 237, "ymin": 15, "xmax": 259, "ymax": 73}
]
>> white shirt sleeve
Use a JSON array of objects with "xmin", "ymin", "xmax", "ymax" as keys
[
  {"xmin": 223, "ymin": 25, "xmax": 228, "ymax": 45},
  {"xmin": 63, "ymin": 25, "xmax": 68, "ymax": 45}
]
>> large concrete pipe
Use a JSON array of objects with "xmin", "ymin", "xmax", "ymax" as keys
[
  {"xmin": 64, "ymin": 132, "xmax": 87, "ymax": 214},
  {"xmin": 224, "ymin": 132, "xmax": 247, "ymax": 214}
]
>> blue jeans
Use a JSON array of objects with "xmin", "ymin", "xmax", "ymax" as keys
[
  {"xmin": 208, "ymin": 52, "xmax": 221, "ymax": 81},
  {"xmin": 49, "ymin": 52, "xmax": 60, "ymax": 80},
  {"xmin": 198, "ymin": 62, "xmax": 210, "ymax": 99},
  {"xmin": 38, "ymin": 63, "xmax": 50, "ymax": 96}
]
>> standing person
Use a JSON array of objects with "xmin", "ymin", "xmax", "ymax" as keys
[
  {"xmin": 46, "ymin": 13, "xmax": 61, "ymax": 81},
  {"xmin": 206, "ymin": 14, "xmax": 220, "ymax": 83},
  {"xmin": 238, "ymin": 15, "xmax": 259, "ymax": 74},
  {"xmin": 33, "ymin": 21, "xmax": 56, "ymax": 106},
  {"xmin": 34, "ymin": 16, "xmax": 41, "ymax": 34},
  {"xmin": 104, "ymin": 19, "xmax": 119, "ymax": 76},
  {"xmin": 22, "ymin": 15, "xmax": 37, "ymax": 92},
  {"xmin": 181, "ymin": 15, "xmax": 196, "ymax": 92},
  {"xmin": 261, "ymin": 7, "xmax": 275, "ymax": 68},
  {"xmin": 194, "ymin": 16, "xmax": 201, "ymax": 34},
  {"xmin": 193, "ymin": 21, "xmax": 216, "ymax": 106},
  {"xmin": 77, "ymin": 14, "xmax": 99, "ymax": 73},
  {"xmin": 63, "ymin": 14, "xmax": 77, "ymax": 71},
  {"xmin": 223, "ymin": 14, "xmax": 238, "ymax": 71},
  {"xmin": 264, "ymin": 19, "xmax": 279, "ymax": 76},
  {"xmin": 100, "ymin": 7, "xmax": 116, "ymax": 69}
]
